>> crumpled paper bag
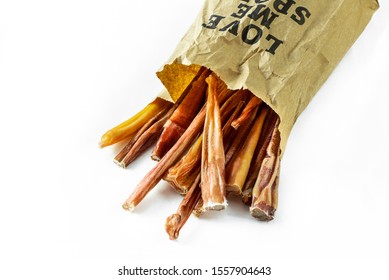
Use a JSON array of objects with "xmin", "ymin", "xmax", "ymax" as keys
[{"xmin": 157, "ymin": 0, "xmax": 379, "ymax": 153}]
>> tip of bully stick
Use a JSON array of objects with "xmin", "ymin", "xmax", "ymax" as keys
[
  {"xmin": 165, "ymin": 214, "xmax": 181, "ymax": 240},
  {"xmin": 113, "ymin": 159, "xmax": 126, "ymax": 168},
  {"xmin": 250, "ymin": 204, "xmax": 275, "ymax": 221},
  {"xmin": 241, "ymin": 190, "xmax": 252, "ymax": 206},
  {"xmin": 150, "ymin": 154, "xmax": 161, "ymax": 162},
  {"xmin": 202, "ymin": 201, "xmax": 228, "ymax": 211},
  {"xmin": 122, "ymin": 202, "xmax": 135, "ymax": 212},
  {"xmin": 226, "ymin": 184, "xmax": 242, "ymax": 196}
]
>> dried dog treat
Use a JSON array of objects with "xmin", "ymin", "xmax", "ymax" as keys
[
  {"xmin": 226, "ymin": 107, "xmax": 268, "ymax": 195},
  {"xmin": 200, "ymin": 74, "xmax": 227, "ymax": 211},
  {"xmin": 100, "ymin": 0, "xmax": 379, "ymax": 239},
  {"xmin": 250, "ymin": 119, "xmax": 281, "ymax": 221},
  {"xmin": 165, "ymin": 174, "xmax": 201, "ymax": 240},
  {"xmin": 99, "ymin": 97, "xmax": 172, "ymax": 148},
  {"xmin": 114, "ymin": 104, "xmax": 174, "ymax": 167},
  {"xmin": 152, "ymin": 68, "xmax": 210, "ymax": 160}
]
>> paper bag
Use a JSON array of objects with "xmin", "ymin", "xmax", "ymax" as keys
[{"xmin": 157, "ymin": 0, "xmax": 379, "ymax": 153}]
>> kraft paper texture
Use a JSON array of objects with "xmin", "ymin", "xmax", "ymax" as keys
[{"xmin": 157, "ymin": 0, "xmax": 379, "ymax": 153}]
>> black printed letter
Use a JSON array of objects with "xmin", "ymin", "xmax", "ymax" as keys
[
  {"xmin": 242, "ymin": 24, "xmax": 263, "ymax": 45},
  {"xmin": 231, "ymin": 4, "xmax": 253, "ymax": 19},
  {"xmin": 220, "ymin": 20, "xmax": 240, "ymax": 36},
  {"xmin": 265, "ymin": 34, "xmax": 283, "ymax": 55},
  {"xmin": 202, "ymin": 14, "xmax": 225, "ymax": 29},
  {"xmin": 291, "ymin": 6, "xmax": 311, "ymax": 25}
]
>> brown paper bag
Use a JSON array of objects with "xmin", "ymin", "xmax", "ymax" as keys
[{"xmin": 157, "ymin": 0, "xmax": 379, "ymax": 153}]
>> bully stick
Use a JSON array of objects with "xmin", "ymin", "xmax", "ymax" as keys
[
  {"xmin": 163, "ymin": 132, "xmax": 202, "ymax": 194},
  {"xmin": 165, "ymin": 174, "xmax": 201, "ymax": 240},
  {"xmin": 224, "ymin": 98, "xmax": 258, "ymax": 165},
  {"xmin": 222, "ymin": 100, "xmax": 245, "ymax": 150},
  {"xmin": 213, "ymin": 75, "xmax": 237, "ymax": 105},
  {"xmin": 250, "ymin": 158, "xmax": 280, "ymax": 221},
  {"xmin": 114, "ymin": 104, "xmax": 174, "ymax": 167},
  {"xmin": 122, "ymin": 73, "xmax": 236, "ymax": 211},
  {"xmin": 193, "ymin": 199, "xmax": 204, "ymax": 217},
  {"xmin": 116, "ymin": 105, "xmax": 175, "ymax": 168},
  {"xmin": 226, "ymin": 107, "xmax": 268, "ymax": 195},
  {"xmin": 151, "ymin": 68, "xmax": 211, "ymax": 160},
  {"xmin": 250, "ymin": 122, "xmax": 281, "ymax": 221},
  {"xmin": 241, "ymin": 111, "xmax": 279, "ymax": 205},
  {"xmin": 163, "ymin": 93, "xmax": 244, "ymax": 194},
  {"xmin": 122, "ymin": 104, "xmax": 206, "ymax": 211},
  {"xmin": 191, "ymin": 99, "xmax": 251, "ymax": 220},
  {"xmin": 231, "ymin": 96, "xmax": 262, "ymax": 129},
  {"xmin": 164, "ymin": 100, "xmax": 245, "ymax": 235},
  {"xmin": 201, "ymin": 74, "xmax": 227, "ymax": 211},
  {"xmin": 99, "ymin": 97, "xmax": 172, "ymax": 148}
]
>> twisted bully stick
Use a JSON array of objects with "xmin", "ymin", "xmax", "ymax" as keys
[
  {"xmin": 200, "ymin": 74, "xmax": 227, "ymax": 211},
  {"xmin": 165, "ymin": 174, "xmax": 201, "ymax": 240},
  {"xmin": 193, "ymin": 199, "xmax": 204, "ymax": 217},
  {"xmin": 241, "ymin": 111, "xmax": 279, "ymax": 205},
  {"xmin": 250, "ymin": 120, "xmax": 281, "ymax": 221},
  {"xmin": 250, "ymin": 158, "xmax": 280, "ymax": 221}
]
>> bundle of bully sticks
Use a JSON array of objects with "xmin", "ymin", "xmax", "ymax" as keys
[
  {"xmin": 100, "ymin": 67, "xmax": 281, "ymax": 239},
  {"xmin": 99, "ymin": 0, "xmax": 380, "ymax": 240}
]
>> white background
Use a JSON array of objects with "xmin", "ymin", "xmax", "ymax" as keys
[{"xmin": 1, "ymin": 1, "xmax": 388, "ymax": 279}]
